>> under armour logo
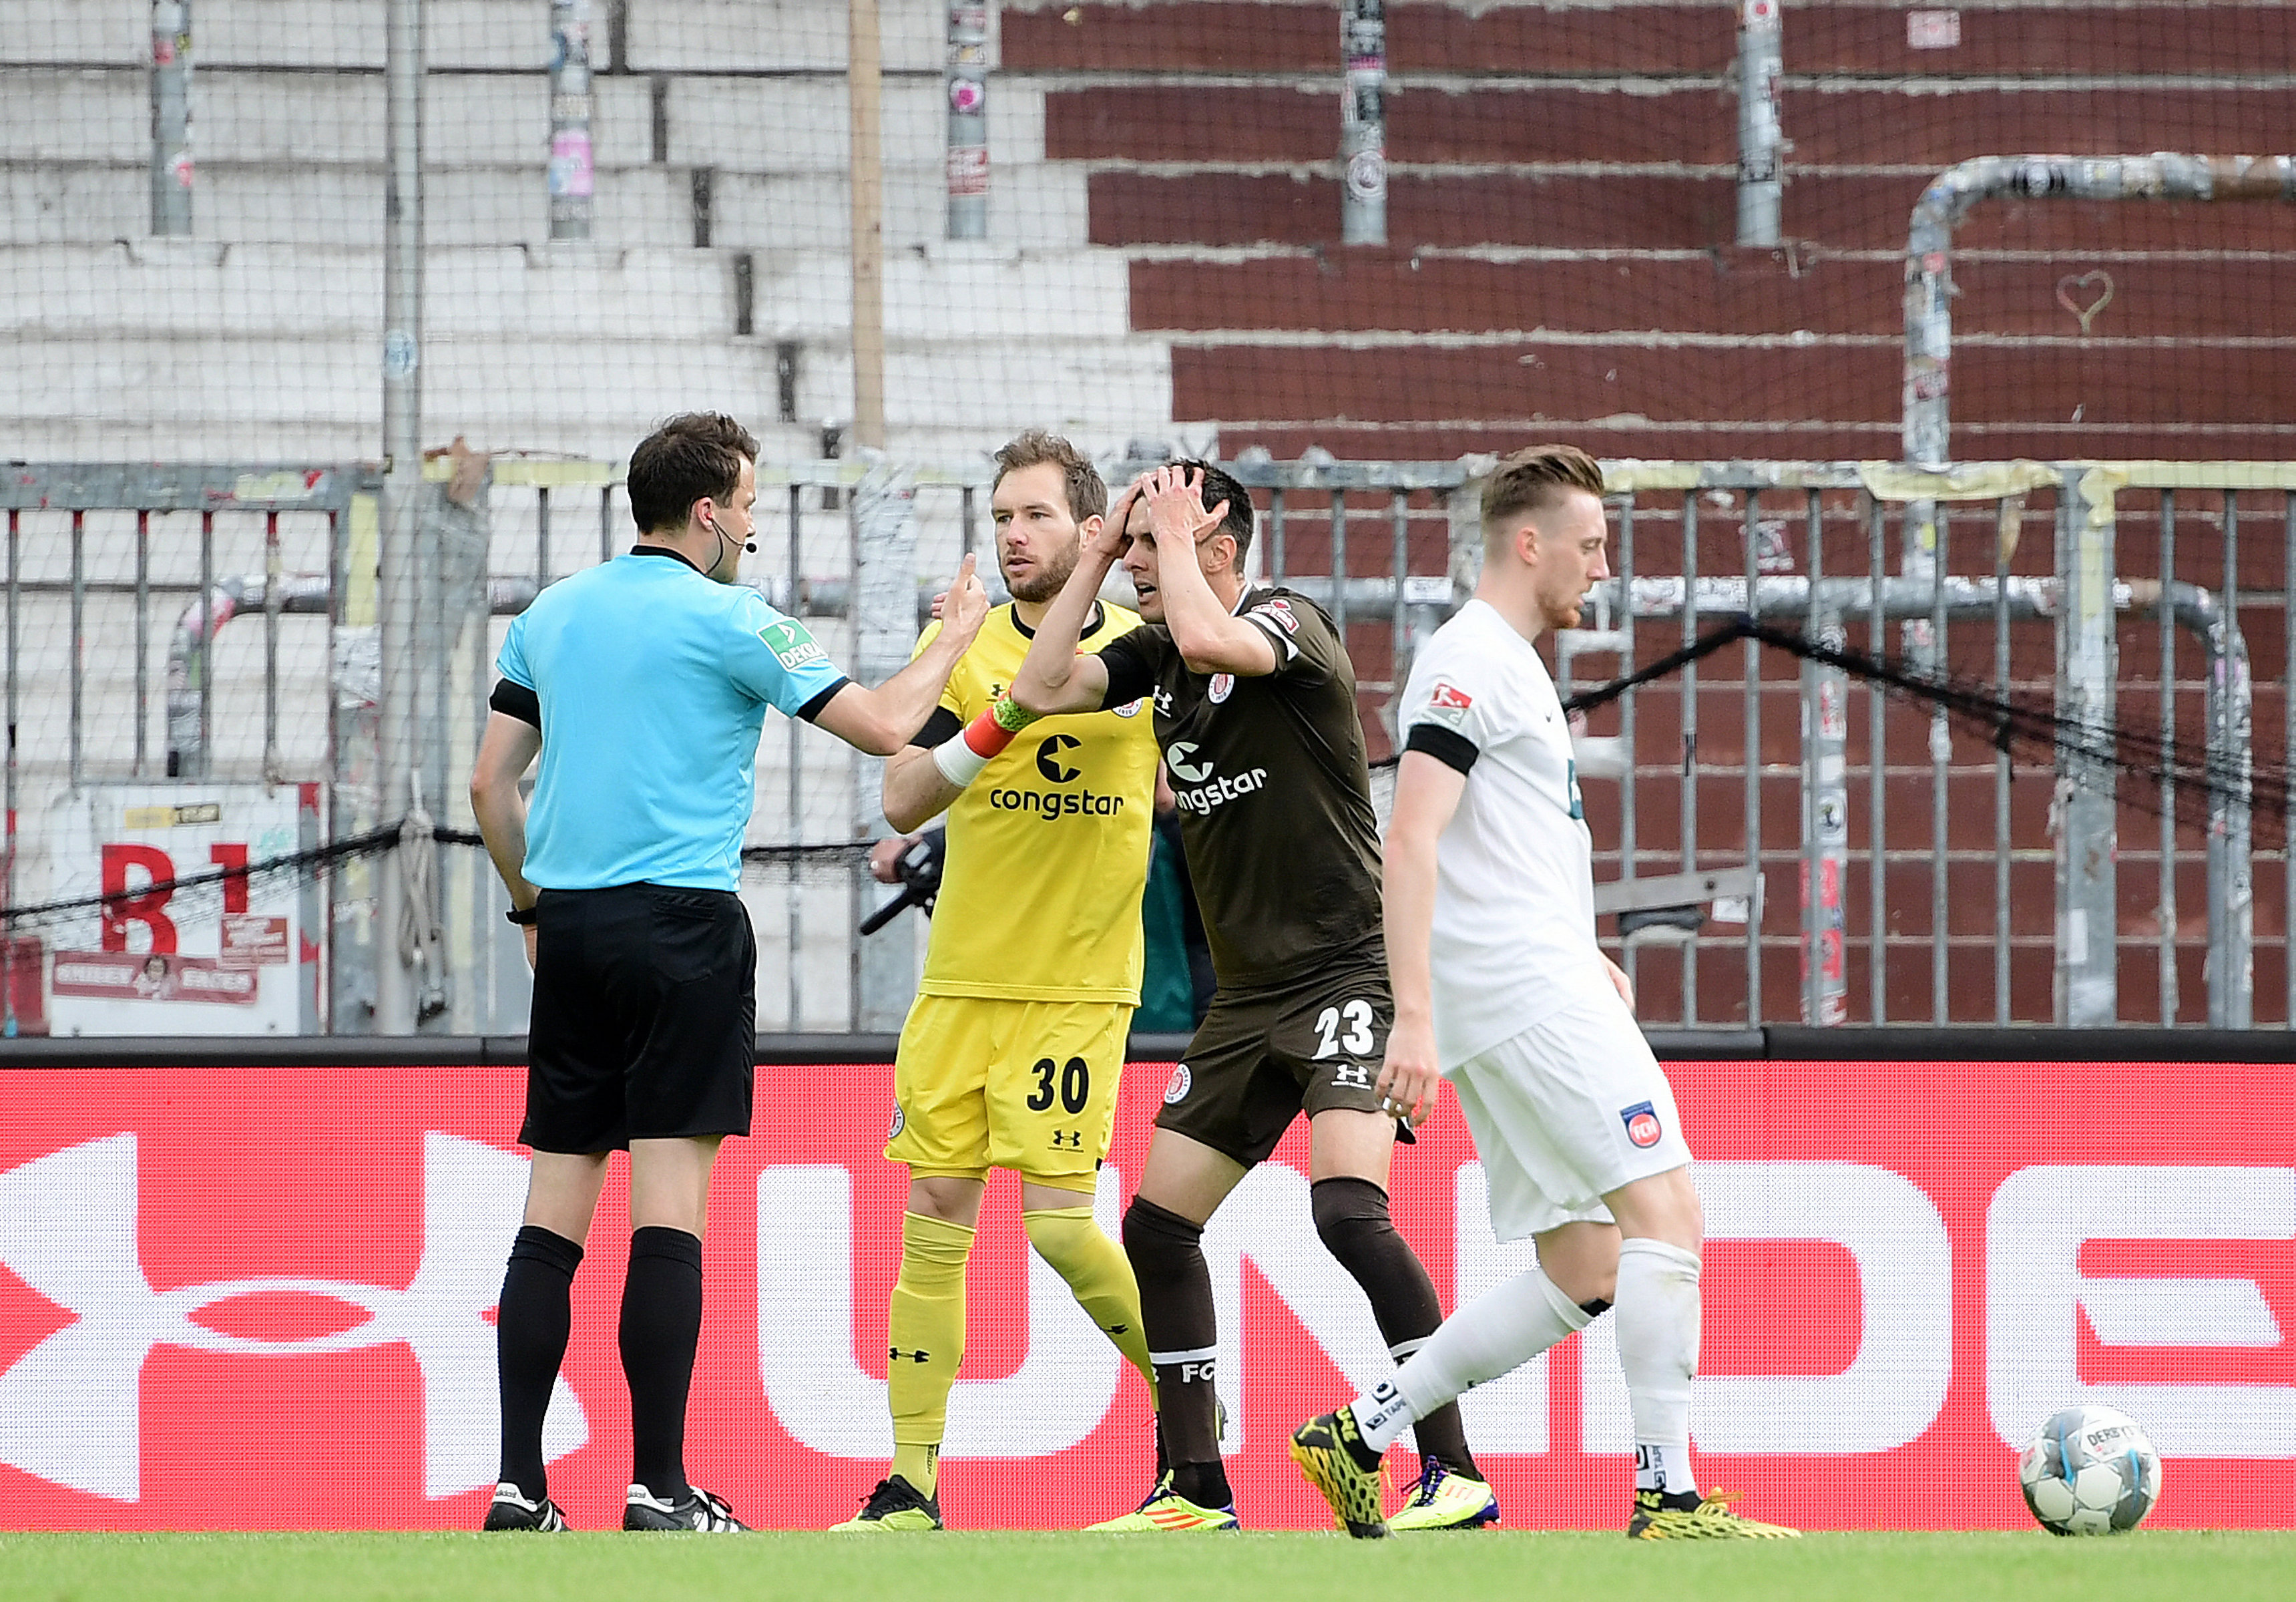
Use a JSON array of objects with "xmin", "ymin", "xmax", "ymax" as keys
[
  {"xmin": 890, "ymin": 1348, "xmax": 933, "ymax": 1364},
  {"xmin": 0, "ymin": 1132, "xmax": 586, "ymax": 1502},
  {"xmin": 1333, "ymin": 1064, "xmax": 1372, "ymax": 1088},
  {"xmin": 1051, "ymin": 1130, "xmax": 1083, "ymax": 1149}
]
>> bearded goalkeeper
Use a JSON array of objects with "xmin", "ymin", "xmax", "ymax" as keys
[{"xmin": 831, "ymin": 431, "xmax": 1162, "ymax": 1530}]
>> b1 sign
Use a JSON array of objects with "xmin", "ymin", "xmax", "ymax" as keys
[
  {"xmin": 44, "ymin": 785, "xmax": 318, "ymax": 1036},
  {"xmin": 0, "ymin": 1056, "xmax": 2283, "ymax": 1529}
]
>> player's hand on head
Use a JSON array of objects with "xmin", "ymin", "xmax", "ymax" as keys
[
  {"xmin": 1090, "ymin": 475, "xmax": 1145, "ymax": 563},
  {"xmin": 1144, "ymin": 465, "xmax": 1226, "ymax": 566},
  {"xmin": 1375, "ymin": 1016, "xmax": 1441, "ymax": 1130}
]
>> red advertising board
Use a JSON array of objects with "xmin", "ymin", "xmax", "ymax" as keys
[{"xmin": 0, "ymin": 1057, "xmax": 2286, "ymax": 1531}]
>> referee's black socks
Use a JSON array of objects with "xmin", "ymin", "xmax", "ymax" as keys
[
  {"xmin": 1312, "ymin": 1176, "xmax": 1483, "ymax": 1482},
  {"xmin": 621, "ymin": 1225, "xmax": 706, "ymax": 1501},
  {"xmin": 1122, "ymin": 1197, "xmax": 1234, "ymax": 1511},
  {"xmin": 496, "ymin": 1223, "xmax": 584, "ymax": 1502}
]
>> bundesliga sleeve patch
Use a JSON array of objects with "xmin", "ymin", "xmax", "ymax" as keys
[
  {"xmin": 1250, "ymin": 598, "xmax": 1301, "ymax": 634},
  {"xmin": 760, "ymin": 618, "xmax": 827, "ymax": 671},
  {"xmin": 1419, "ymin": 680, "xmax": 1474, "ymax": 729},
  {"xmin": 1620, "ymin": 1100, "xmax": 1663, "ymax": 1149}
]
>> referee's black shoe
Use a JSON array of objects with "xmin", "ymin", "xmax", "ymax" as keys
[
  {"xmin": 483, "ymin": 1482, "xmax": 571, "ymax": 1531},
  {"xmin": 624, "ymin": 1482, "xmax": 749, "ymax": 1532}
]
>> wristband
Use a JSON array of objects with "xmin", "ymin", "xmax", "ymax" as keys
[
  {"xmin": 505, "ymin": 904, "xmax": 537, "ymax": 927},
  {"xmin": 931, "ymin": 696, "xmax": 1042, "ymax": 788}
]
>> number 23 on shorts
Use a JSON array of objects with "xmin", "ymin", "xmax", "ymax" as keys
[{"xmin": 1312, "ymin": 999, "xmax": 1377, "ymax": 1060}]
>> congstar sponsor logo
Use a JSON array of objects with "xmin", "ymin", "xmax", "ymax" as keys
[
  {"xmin": 987, "ymin": 788, "xmax": 1128, "ymax": 820},
  {"xmin": 985, "ymin": 733, "xmax": 1130, "ymax": 821},
  {"xmin": 1167, "ymin": 742, "xmax": 1267, "ymax": 815}
]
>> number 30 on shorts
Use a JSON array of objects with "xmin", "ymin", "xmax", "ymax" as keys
[
  {"xmin": 1026, "ymin": 1056, "xmax": 1092, "ymax": 1115},
  {"xmin": 1312, "ymin": 1000, "xmax": 1377, "ymax": 1060}
]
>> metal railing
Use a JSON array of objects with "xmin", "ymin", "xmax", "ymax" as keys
[{"xmin": 3, "ymin": 457, "xmax": 2288, "ymax": 1034}]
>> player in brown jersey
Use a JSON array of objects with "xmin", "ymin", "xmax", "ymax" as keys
[{"xmin": 1010, "ymin": 462, "xmax": 1494, "ymax": 1532}]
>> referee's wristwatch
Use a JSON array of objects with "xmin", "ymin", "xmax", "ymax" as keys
[{"xmin": 505, "ymin": 904, "xmax": 538, "ymax": 926}]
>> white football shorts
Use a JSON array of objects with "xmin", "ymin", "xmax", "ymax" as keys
[{"xmin": 1443, "ymin": 985, "xmax": 1694, "ymax": 1241}]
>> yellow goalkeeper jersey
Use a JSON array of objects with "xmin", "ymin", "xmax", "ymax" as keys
[{"xmin": 913, "ymin": 601, "xmax": 1158, "ymax": 1004}]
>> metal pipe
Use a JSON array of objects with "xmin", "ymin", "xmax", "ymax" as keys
[
  {"xmin": 197, "ymin": 510, "xmax": 213, "ymax": 779},
  {"xmin": 1269, "ymin": 488, "xmax": 1287, "ymax": 582},
  {"xmin": 537, "ymin": 485, "xmax": 551, "ymax": 588},
  {"xmin": 1680, "ymin": 491, "xmax": 1699, "ymax": 1024},
  {"xmin": 1867, "ymin": 496, "xmax": 1886, "ymax": 1022},
  {"xmin": 2210, "ymin": 491, "xmax": 2255, "ymax": 1026},
  {"xmin": 1800, "ymin": 486, "xmax": 1847, "ymax": 1026},
  {"xmin": 264, "ymin": 510, "xmax": 281, "ymax": 779},
  {"xmin": 2048, "ymin": 475, "xmax": 2112, "ymax": 1023},
  {"xmin": 1341, "ymin": 0, "xmax": 1387, "ymax": 245},
  {"xmin": 1617, "ymin": 493, "xmax": 1639, "ymax": 1000},
  {"xmin": 1742, "ymin": 490, "xmax": 1762, "ymax": 1022},
  {"xmin": 3, "ymin": 511, "xmax": 15, "ymax": 1036},
  {"xmin": 1931, "ymin": 504, "xmax": 1949, "ymax": 1024},
  {"xmin": 1388, "ymin": 489, "xmax": 1408, "ymax": 723},
  {"xmin": 326, "ymin": 505, "xmax": 342, "ymax": 1030},
  {"xmin": 2160, "ymin": 489, "xmax": 2178, "ymax": 1022},
  {"xmin": 377, "ymin": 0, "xmax": 426, "ymax": 1032},
  {"xmin": 1735, "ymin": 0, "xmax": 1783, "ymax": 247},
  {"xmin": 134, "ymin": 511, "xmax": 150, "ymax": 777},
  {"xmin": 945, "ymin": 0, "xmax": 988, "ymax": 238},
  {"xmin": 599, "ymin": 480, "xmax": 614, "ymax": 564},
  {"xmin": 69, "ymin": 513, "xmax": 83, "ymax": 791},
  {"xmin": 1992, "ymin": 489, "xmax": 2011, "ymax": 1023},
  {"xmin": 1330, "ymin": 491, "xmax": 1349, "ymax": 642},
  {"xmin": 786, "ymin": 481, "xmax": 805, "ymax": 1030},
  {"xmin": 1905, "ymin": 153, "xmax": 2296, "ymax": 467},
  {"xmin": 149, "ymin": 0, "xmax": 193, "ymax": 235},
  {"xmin": 548, "ymin": 0, "xmax": 595, "ymax": 240}
]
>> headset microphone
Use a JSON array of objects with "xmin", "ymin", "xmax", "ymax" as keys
[{"xmin": 705, "ymin": 516, "xmax": 759, "ymax": 555}]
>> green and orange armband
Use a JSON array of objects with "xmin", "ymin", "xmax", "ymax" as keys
[{"xmin": 931, "ymin": 695, "xmax": 1043, "ymax": 787}]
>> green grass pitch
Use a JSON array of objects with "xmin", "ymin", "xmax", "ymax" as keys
[{"xmin": 1, "ymin": 1531, "xmax": 2289, "ymax": 1602}]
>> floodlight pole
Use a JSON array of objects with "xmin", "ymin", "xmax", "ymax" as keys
[{"xmin": 377, "ymin": 0, "xmax": 425, "ymax": 1034}]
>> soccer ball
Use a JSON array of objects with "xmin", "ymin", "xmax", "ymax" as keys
[{"xmin": 2017, "ymin": 1405, "xmax": 2162, "ymax": 1535}]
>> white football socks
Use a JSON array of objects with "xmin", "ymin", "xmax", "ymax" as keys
[
  {"xmin": 1615, "ymin": 1237, "xmax": 1702, "ymax": 1496},
  {"xmin": 1350, "ymin": 1264, "xmax": 1592, "ymax": 1454}
]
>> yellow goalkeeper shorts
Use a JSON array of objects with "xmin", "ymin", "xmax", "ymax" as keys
[{"xmin": 887, "ymin": 995, "xmax": 1132, "ymax": 1184}]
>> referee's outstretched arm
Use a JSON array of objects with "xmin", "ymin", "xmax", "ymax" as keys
[{"xmin": 811, "ymin": 554, "xmax": 992, "ymax": 754}]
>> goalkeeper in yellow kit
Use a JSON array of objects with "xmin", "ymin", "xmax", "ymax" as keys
[{"xmin": 832, "ymin": 431, "xmax": 1162, "ymax": 1529}]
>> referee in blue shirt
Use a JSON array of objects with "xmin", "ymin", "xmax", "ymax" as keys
[{"xmin": 469, "ymin": 413, "xmax": 987, "ymax": 1532}]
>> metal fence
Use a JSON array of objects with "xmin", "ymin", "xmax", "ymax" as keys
[{"xmin": 3, "ymin": 456, "xmax": 2289, "ymax": 1035}]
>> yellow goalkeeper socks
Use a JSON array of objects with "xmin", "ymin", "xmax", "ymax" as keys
[
  {"xmin": 1023, "ymin": 1203, "xmax": 1158, "ymax": 1405},
  {"xmin": 888, "ymin": 1211, "xmax": 975, "ymax": 1497}
]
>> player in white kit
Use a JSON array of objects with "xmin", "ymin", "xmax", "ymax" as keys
[{"xmin": 1288, "ymin": 445, "xmax": 1797, "ymax": 1540}]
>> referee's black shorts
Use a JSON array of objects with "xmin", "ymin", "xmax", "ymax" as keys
[{"xmin": 522, "ymin": 881, "xmax": 756, "ymax": 1154}]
